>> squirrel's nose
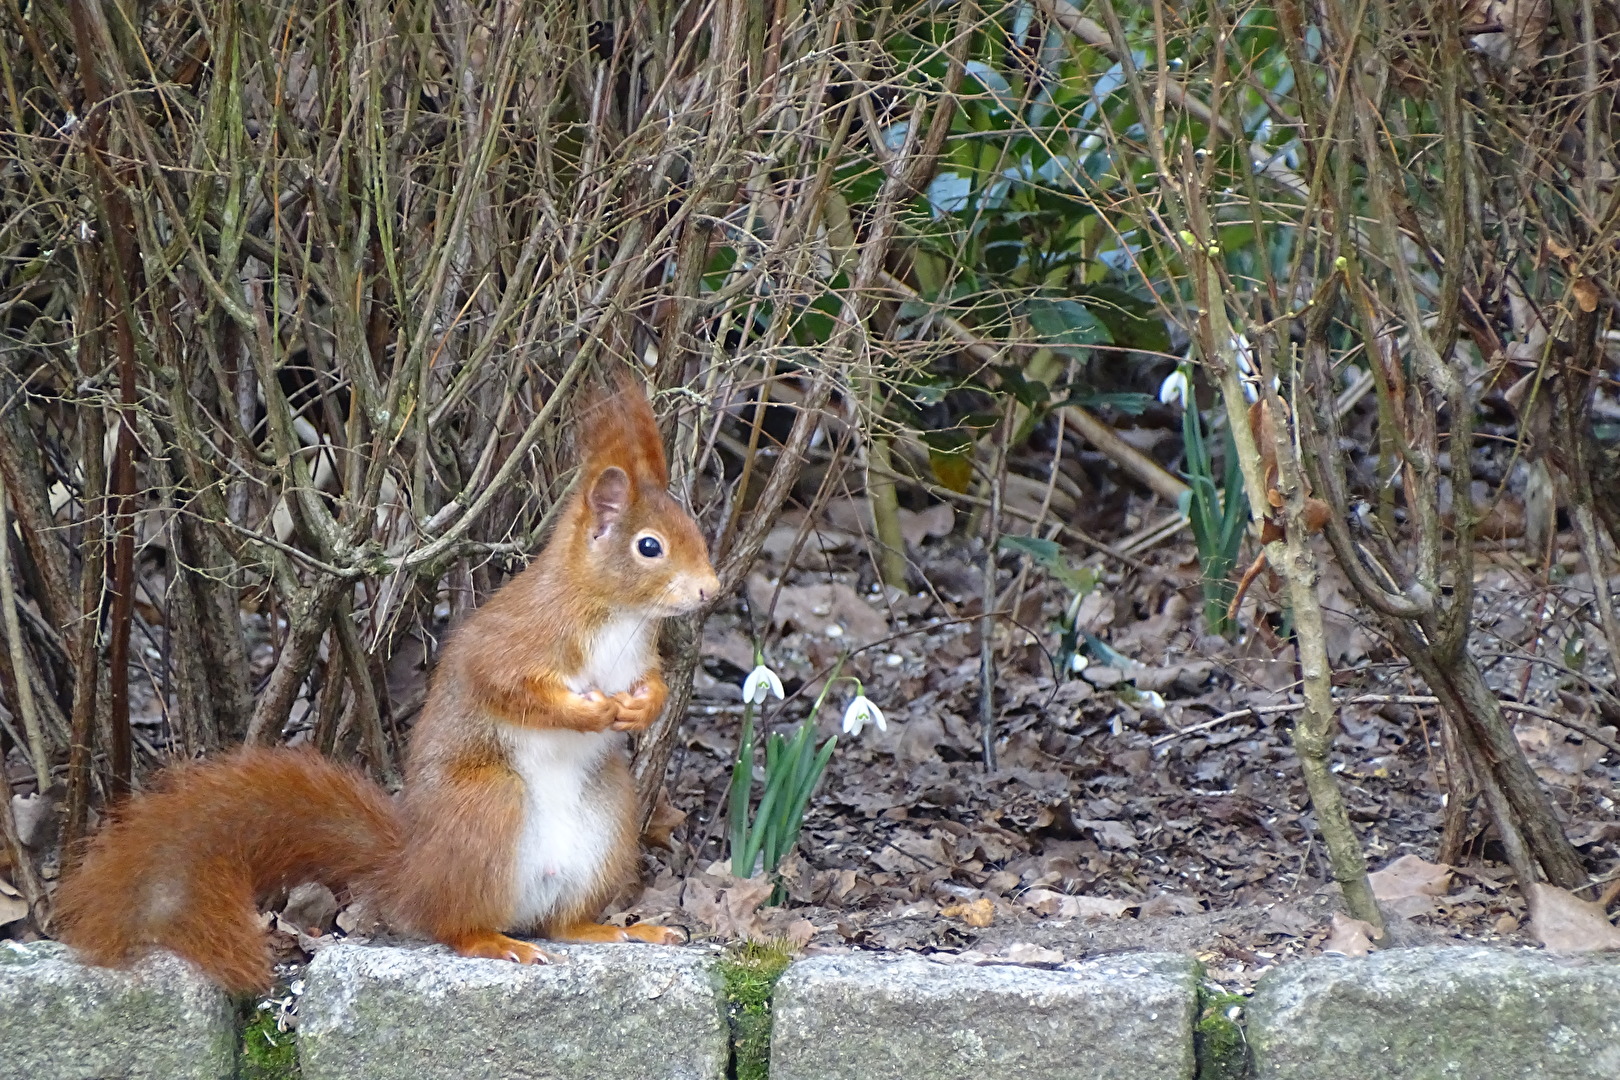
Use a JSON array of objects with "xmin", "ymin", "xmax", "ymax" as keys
[{"xmin": 698, "ymin": 573, "xmax": 721, "ymax": 604}]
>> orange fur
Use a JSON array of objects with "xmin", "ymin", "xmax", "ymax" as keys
[
  {"xmin": 55, "ymin": 380, "xmax": 718, "ymax": 991},
  {"xmin": 54, "ymin": 749, "xmax": 400, "ymax": 991},
  {"xmin": 579, "ymin": 374, "xmax": 671, "ymax": 488},
  {"xmin": 551, "ymin": 919, "xmax": 682, "ymax": 944},
  {"xmin": 443, "ymin": 928, "xmax": 556, "ymax": 964}
]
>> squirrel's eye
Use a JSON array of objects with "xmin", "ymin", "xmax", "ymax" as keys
[{"xmin": 637, "ymin": 536, "xmax": 664, "ymax": 559}]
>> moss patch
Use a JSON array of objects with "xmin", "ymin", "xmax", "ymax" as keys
[
  {"xmin": 717, "ymin": 940, "xmax": 794, "ymax": 1080},
  {"xmin": 239, "ymin": 1000, "xmax": 301, "ymax": 1080},
  {"xmin": 1195, "ymin": 986, "xmax": 1252, "ymax": 1080}
]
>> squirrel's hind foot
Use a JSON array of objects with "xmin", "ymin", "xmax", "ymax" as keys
[
  {"xmin": 550, "ymin": 920, "xmax": 684, "ymax": 945},
  {"xmin": 622, "ymin": 921, "xmax": 684, "ymax": 945}
]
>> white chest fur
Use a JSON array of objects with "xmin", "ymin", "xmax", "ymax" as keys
[
  {"xmin": 565, "ymin": 612, "xmax": 655, "ymax": 696},
  {"xmin": 501, "ymin": 725, "xmax": 620, "ymax": 929}
]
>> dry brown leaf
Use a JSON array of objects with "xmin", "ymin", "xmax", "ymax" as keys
[
  {"xmin": 890, "ymin": 831, "xmax": 951, "ymax": 865},
  {"xmin": 1573, "ymin": 822, "xmax": 1620, "ymax": 848},
  {"xmin": 1074, "ymin": 818, "xmax": 1139, "ymax": 851},
  {"xmin": 747, "ymin": 576, "xmax": 888, "ymax": 643},
  {"xmin": 1135, "ymin": 661, "xmax": 1215, "ymax": 694},
  {"xmin": 941, "ymin": 897, "xmax": 995, "ymax": 928},
  {"xmin": 1059, "ymin": 895, "xmax": 1134, "ymax": 920},
  {"xmin": 982, "ymin": 870, "xmax": 1020, "ymax": 895},
  {"xmin": 782, "ymin": 917, "xmax": 817, "ymax": 948},
  {"xmin": 1369, "ymin": 854, "xmax": 1453, "ymax": 900},
  {"xmin": 0, "ymin": 891, "xmax": 27, "ymax": 928},
  {"xmin": 1021, "ymin": 889, "xmax": 1133, "ymax": 920},
  {"xmin": 1322, "ymin": 913, "xmax": 1376, "ymax": 956},
  {"xmin": 1072, "ymin": 590, "xmax": 1115, "ymax": 633},
  {"xmin": 1019, "ymin": 888, "xmax": 1068, "ymax": 916},
  {"xmin": 682, "ymin": 874, "xmax": 775, "ymax": 941},
  {"xmin": 897, "ymin": 714, "xmax": 948, "ymax": 763},
  {"xmin": 754, "ymin": 907, "xmax": 817, "ymax": 949},
  {"xmin": 1139, "ymin": 893, "xmax": 1204, "ymax": 918},
  {"xmin": 1528, "ymin": 883, "xmax": 1620, "ymax": 955},
  {"xmin": 1264, "ymin": 903, "xmax": 1317, "ymax": 936},
  {"xmin": 281, "ymin": 882, "xmax": 338, "ymax": 936},
  {"xmin": 1572, "ymin": 278, "xmax": 1600, "ymax": 313},
  {"xmin": 10, "ymin": 793, "xmax": 55, "ymax": 849},
  {"xmin": 335, "ymin": 898, "xmax": 381, "ymax": 936},
  {"xmin": 699, "ymin": 627, "xmax": 757, "ymax": 671},
  {"xmin": 1368, "ymin": 854, "xmax": 1453, "ymax": 918},
  {"xmin": 898, "ymin": 504, "xmax": 955, "ymax": 548},
  {"xmin": 627, "ymin": 873, "xmax": 685, "ymax": 918},
  {"xmin": 1516, "ymin": 723, "xmax": 1554, "ymax": 756},
  {"xmin": 825, "ymin": 868, "xmax": 858, "ymax": 904},
  {"xmin": 640, "ymin": 789, "xmax": 687, "ymax": 851},
  {"xmin": 760, "ymin": 524, "xmax": 857, "ymax": 567}
]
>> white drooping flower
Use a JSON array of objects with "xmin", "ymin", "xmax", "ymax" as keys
[
  {"xmin": 841, "ymin": 694, "xmax": 886, "ymax": 736},
  {"xmin": 741, "ymin": 664, "xmax": 785, "ymax": 705},
  {"xmin": 1158, "ymin": 367, "xmax": 1191, "ymax": 410},
  {"xmin": 1231, "ymin": 333, "xmax": 1274, "ymax": 402}
]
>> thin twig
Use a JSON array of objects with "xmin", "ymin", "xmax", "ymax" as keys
[
  {"xmin": 1154, "ymin": 694, "xmax": 1620, "ymax": 759},
  {"xmin": 0, "ymin": 493, "xmax": 48, "ymax": 791}
]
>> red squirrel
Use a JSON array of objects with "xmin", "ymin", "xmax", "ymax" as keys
[{"xmin": 54, "ymin": 380, "xmax": 720, "ymax": 991}]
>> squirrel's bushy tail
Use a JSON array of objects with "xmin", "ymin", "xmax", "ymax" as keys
[{"xmin": 54, "ymin": 747, "xmax": 401, "ymax": 992}]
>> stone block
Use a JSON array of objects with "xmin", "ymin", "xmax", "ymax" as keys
[
  {"xmin": 1248, "ymin": 946, "xmax": 1620, "ymax": 1080},
  {"xmin": 0, "ymin": 940, "xmax": 235, "ymax": 1080},
  {"xmin": 770, "ymin": 951, "xmax": 1199, "ymax": 1080},
  {"xmin": 298, "ymin": 942, "xmax": 728, "ymax": 1080}
]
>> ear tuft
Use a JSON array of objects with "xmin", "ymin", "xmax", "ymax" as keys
[
  {"xmin": 587, "ymin": 466, "xmax": 631, "ymax": 539},
  {"xmin": 578, "ymin": 375, "xmax": 670, "ymax": 487}
]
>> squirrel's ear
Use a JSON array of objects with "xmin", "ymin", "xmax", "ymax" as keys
[{"xmin": 586, "ymin": 466, "xmax": 631, "ymax": 539}]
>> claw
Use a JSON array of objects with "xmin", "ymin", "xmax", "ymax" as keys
[
  {"xmin": 624, "ymin": 922, "xmax": 684, "ymax": 945},
  {"xmin": 448, "ymin": 930, "xmax": 560, "ymax": 966},
  {"xmin": 551, "ymin": 920, "xmax": 683, "ymax": 945}
]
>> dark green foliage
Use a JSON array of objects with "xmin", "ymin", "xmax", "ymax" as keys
[{"xmin": 1180, "ymin": 403, "xmax": 1249, "ymax": 634}]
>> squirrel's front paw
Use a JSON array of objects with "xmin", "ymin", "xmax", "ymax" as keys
[
  {"xmin": 447, "ymin": 930, "xmax": 560, "ymax": 965},
  {"xmin": 572, "ymin": 690, "xmax": 621, "ymax": 731},
  {"xmin": 608, "ymin": 684, "xmax": 662, "ymax": 731}
]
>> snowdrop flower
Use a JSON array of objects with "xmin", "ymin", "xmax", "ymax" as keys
[
  {"xmin": 741, "ymin": 664, "xmax": 785, "ymax": 705},
  {"xmin": 1232, "ymin": 332, "xmax": 1256, "ymax": 376},
  {"xmin": 1158, "ymin": 367, "xmax": 1191, "ymax": 411},
  {"xmin": 1069, "ymin": 653, "xmax": 1090, "ymax": 674},
  {"xmin": 1230, "ymin": 333, "xmax": 1277, "ymax": 402},
  {"xmin": 1140, "ymin": 690, "xmax": 1166, "ymax": 711},
  {"xmin": 842, "ymin": 691, "xmax": 886, "ymax": 736}
]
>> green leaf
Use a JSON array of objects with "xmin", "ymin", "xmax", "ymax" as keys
[
  {"xmin": 1000, "ymin": 534, "xmax": 1096, "ymax": 595},
  {"xmin": 1000, "ymin": 534, "xmax": 1062, "ymax": 563},
  {"xmin": 727, "ymin": 712, "xmax": 756, "ymax": 866},
  {"xmin": 1082, "ymin": 632, "xmax": 1135, "ymax": 669},
  {"xmin": 993, "ymin": 363, "xmax": 1051, "ymax": 409},
  {"xmin": 1066, "ymin": 284, "xmax": 1173, "ymax": 353},
  {"xmin": 1026, "ymin": 297, "xmax": 1113, "ymax": 354},
  {"xmin": 1058, "ymin": 389, "xmax": 1154, "ymax": 415}
]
